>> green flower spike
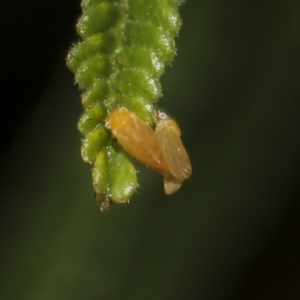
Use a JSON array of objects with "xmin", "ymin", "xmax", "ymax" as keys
[{"xmin": 67, "ymin": 0, "xmax": 182, "ymax": 210}]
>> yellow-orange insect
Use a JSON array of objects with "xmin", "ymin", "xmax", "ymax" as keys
[
  {"xmin": 107, "ymin": 108, "xmax": 192, "ymax": 194},
  {"xmin": 107, "ymin": 108, "xmax": 170, "ymax": 175},
  {"xmin": 155, "ymin": 111, "xmax": 192, "ymax": 194}
]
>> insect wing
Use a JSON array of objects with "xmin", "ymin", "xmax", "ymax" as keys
[
  {"xmin": 156, "ymin": 119, "xmax": 192, "ymax": 181},
  {"xmin": 108, "ymin": 109, "xmax": 169, "ymax": 175},
  {"xmin": 163, "ymin": 175, "xmax": 183, "ymax": 195}
]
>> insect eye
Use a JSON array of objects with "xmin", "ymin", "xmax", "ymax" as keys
[
  {"xmin": 158, "ymin": 111, "xmax": 167, "ymax": 119},
  {"xmin": 105, "ymin": 120, "xmax": 111, "ymax": 129}
]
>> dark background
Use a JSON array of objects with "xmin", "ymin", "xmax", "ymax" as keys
[{"xmin": 1, "ymin": 1, "xmax": 300, "ymax": 299}]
